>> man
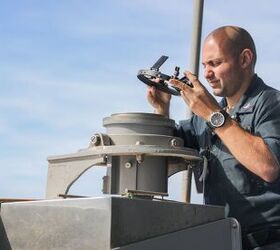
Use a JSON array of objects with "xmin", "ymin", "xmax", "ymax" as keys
[{"xmin": 147, "ymin": 26, "xmax": 280, "ymax": 249}]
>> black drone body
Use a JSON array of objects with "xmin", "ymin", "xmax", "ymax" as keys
[{"xmin": 137, "ymin": 55, "xmax": 193, "ymax": 96}]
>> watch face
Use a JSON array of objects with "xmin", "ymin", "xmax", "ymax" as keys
[{"xmin": 210, "ymin": 112, "xmax": 225, "ymax": 128}]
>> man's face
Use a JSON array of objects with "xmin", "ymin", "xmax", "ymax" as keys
[{"xmin": 202, "ymin": 37, "xmax": 243, "ymax": 98}]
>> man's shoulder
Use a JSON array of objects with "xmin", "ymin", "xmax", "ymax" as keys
[
  {"xmin": 258, "ymin": 83, "xmax": 280, "ymax": 103},
  {"xmin": 250, "ymin": 76, "xmax": 280, "ymax": 106},
  {"xmin": 256, "ymin": 75, "xmax": 280, "ymax": 94},
  {"xmin": 250, "ymin": 82, "xmax": 280, "ymax": 120}
]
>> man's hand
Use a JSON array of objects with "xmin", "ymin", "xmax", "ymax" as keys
[
  {"xmin": 170, "ymin": 71, "xmax": 220, "ymax": 121},
  {"xmin": 147, "ymin": 79, "xmax": 171, "ymax": 118}
]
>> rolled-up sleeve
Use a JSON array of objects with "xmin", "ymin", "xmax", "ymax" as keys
[
  {"xmin": 254, "ymin": 92, "xmax": 280, "ymax": 164},
  {"xmin": 175, "ymin": 117, "xmax": 199, "ymax": 150}
]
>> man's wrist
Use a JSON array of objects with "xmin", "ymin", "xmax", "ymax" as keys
[
  {"xmin": 154, "ymin": 107, "xmax": 169, "ymax": 118},
  {"xmin": 206, "ymin": 110, "xmax": 229, "ymax": 130}
]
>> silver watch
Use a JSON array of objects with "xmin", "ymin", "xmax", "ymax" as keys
[{"xmin": 207, "ymin": 110, "xmax": 229, "ymax": 129}]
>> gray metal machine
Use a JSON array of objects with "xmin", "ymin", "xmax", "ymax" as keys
[
  {"xmin": 0, "ymin": 112, "xmax": 242, "ymax": 250},
  {"xmin": 46, "ymin": 112, "xmax": 202, "ymax": 199}
]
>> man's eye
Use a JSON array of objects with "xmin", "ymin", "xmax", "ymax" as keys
[{"xmin": 212, "ymin": 61, "xmax": 221, "ymax": 67}]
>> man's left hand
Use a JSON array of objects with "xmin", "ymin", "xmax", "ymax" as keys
[{"xmin": 170, "ymin": 71, "xmax": 221, "ymax": 121}]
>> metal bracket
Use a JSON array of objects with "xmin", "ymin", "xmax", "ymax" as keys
[
  {"xmin": 122, "ymin": 189, "xmax": 168, "ymax": 200},
  {"xmin": 46, "ymin": 155, "xmax": 107, "ymax": 199},
  {"xmin": 46, "ymin": 140, "xmax": 202, "ymax": 199}
]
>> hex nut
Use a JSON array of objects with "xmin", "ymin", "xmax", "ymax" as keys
[{"xmin": 91, "ymin": 135, "xmax": 101, "ymax": 146}]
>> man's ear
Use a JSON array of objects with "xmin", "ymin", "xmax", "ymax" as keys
[{"xmin": 240, "ymin": 49, "xmax": 254, "ymax": 69}]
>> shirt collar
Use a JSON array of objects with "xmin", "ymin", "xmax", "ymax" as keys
[{"xmin": 220, "ymin": 74, "xmax": 266, "ymax": 115}]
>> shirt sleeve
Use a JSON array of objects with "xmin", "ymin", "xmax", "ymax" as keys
[
  {"xmin": 254, "ymin": 91, "xmax": 280, "ymax": 165},
  {"xmin": 175, "ymin": 117, "xmax": 199, "ymax": 150}
]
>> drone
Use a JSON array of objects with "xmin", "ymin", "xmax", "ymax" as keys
[{"xmin": 137, "ymin": 55, "xmax": 193, "ymax": 96}]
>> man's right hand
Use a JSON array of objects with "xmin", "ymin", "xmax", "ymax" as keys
[{"xmin": 147, "ymin": 79, "xmax": 171, "ymax": 117}]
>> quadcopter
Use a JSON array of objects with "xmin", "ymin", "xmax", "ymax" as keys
[{"xmin": 137, "ymin": 55, "xmax": 193, "ymax": 96}]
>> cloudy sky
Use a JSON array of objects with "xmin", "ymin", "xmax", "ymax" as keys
[{"xmin": 1, "ymin": 1, "xmax": 279, "ymax": 203}]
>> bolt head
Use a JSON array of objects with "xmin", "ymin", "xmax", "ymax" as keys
[
  {"xmin": 170, "ymin": 138, "xmax": 180, "ymax": 147},
  {"xmin": 91, "ymin": 135, "xmax": 101, "ymax": 146},
  {"xmin": 125, "ymin": 162, "xmax": 132, "ymax": 169}
]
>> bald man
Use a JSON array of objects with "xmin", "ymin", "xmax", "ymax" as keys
[{"xmin": 148, "ymin": 26, "xmax": 280, "ymax": 249}]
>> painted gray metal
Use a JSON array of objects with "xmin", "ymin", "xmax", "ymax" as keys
[
  {"xmin": 103, "ymin": 112, "xmax": 175, "ymax": 135},
  {"xmin": 114, "ymin": 218, "xmax": 241, "ymax": 250},
  {"xmin": 189, "ymin": 0, "xmax": 204, "ymax": 76},
  {"xmin": 0, "ymin": 197, "xmax": 225, "ymax": 250},
  {"xmin": 46, "ymin": 113, "xmax": 202, "ymax": 199}
]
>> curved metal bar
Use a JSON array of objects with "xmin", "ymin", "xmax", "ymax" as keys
[{"xmin": 48, "ymin": 145, "xmax": 202, "ymax": 163}]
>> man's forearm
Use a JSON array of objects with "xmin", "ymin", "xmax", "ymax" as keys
[{"xmin": 215, "ymin": 118, "xmax": 280, "ymax": 182}]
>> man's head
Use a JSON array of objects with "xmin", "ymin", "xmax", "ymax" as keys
[{"xmin": 202, "ymin": 26, "xmax": 256, "ymax": 99}]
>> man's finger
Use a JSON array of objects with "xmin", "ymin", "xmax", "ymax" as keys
[
  {"xmin": 180, "ymin": 90, "xmax": 190, "ymax": 104},
  {"xmin": 169, "ymin": 78, "xmax": 191, "ymax": 92},
  {"xmin": 184, "ymin": 71, "xmax": 201, "ymax": 87}
]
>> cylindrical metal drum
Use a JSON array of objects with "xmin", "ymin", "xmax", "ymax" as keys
[
  {"xmin": 103, "ymin": 112, "xmax": 175, "ymax": 135},
  {"xmin": 103, "ymin": 113, "xmax": 182, "ymax": 195}
]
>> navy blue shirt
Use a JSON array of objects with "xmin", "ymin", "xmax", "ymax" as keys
[{"xmin": 176, "ymin": 75, "xmax": 280, "ymax": 234}]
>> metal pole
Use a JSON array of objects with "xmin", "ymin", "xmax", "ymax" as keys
[
  {"xmin": 182, "ymin": 0, "xmax": 204, "ymax": 203},
  {"xmin": 189, "ymin": 0, "xmax": 204, "ymax": 76}
]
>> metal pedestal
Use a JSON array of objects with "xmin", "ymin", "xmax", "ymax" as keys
[{"xmin": 0, "ymin": 197, "xmax": 241, "ymax": 250}]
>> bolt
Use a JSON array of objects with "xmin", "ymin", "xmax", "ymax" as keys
[
  {"xmin": 231, "ymin": 221, "xmax": 237, "ymax": 229},
  {"xmin": 91, "ymin": 135, "xmax": 101, "ymax": 146},
  {"xmin": 125, "ymin": 162, "xmax": 132, "ymax": 169},
  {"xmin": 170, "ymin": 138, "xmax": 180, "ymax": 147},
  {"xmin": 136, "ymin": 154, "xmax": 144, "ymax": 164}
]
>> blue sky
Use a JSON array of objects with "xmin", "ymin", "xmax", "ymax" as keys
[{"xmin": 0, "ymin": 1, "xmax": 279, "ymax": 202}]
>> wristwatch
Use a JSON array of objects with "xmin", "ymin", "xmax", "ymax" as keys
[{"xmin": 207, "ymin": 110, "xmax": 229, "ymax": 130}]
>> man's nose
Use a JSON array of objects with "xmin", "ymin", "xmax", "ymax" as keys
[{"xmin": 204, "ymin": 66, "xmax": 214, "ymax": 79}]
